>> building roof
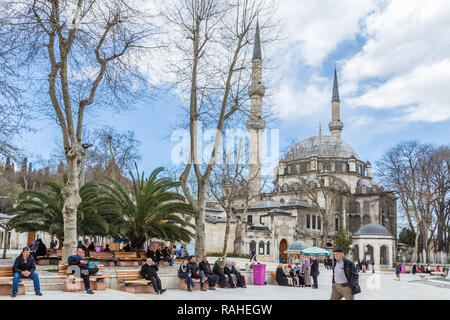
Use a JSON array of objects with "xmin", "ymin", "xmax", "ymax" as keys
[
  {"xmin": 353, "ymin": 223, "xmax": 392, "ymax": 237},
  {"xmin": 285, "ymin": 241, "xmax": 310, "ymax": 253},
  {"xmin": 250, "ymin": 199, "xmax": 278, "ymax": 209},
  {"xmin": 283, "ymin": 135, "xmax": 359, "ymax": 161}
]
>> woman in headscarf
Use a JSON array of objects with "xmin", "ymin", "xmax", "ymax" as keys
[
  {"xmin": 295, "ymin": 263, "xmax": 305, "ymax": 287},
  {"xmin": 213, "ymin": 259, "xmax": 228, "ymax": 288},
  {"xmin": 283, "ymin": 264, "xmax": 293, "ymax": 286},
  {"xmin": 288, "ymin": 264, "xmax": 299, "ymax": 287},
  {"xmin": 231, "ymin": 261, "xmax": 246, "ymax": 288},
  {"xmin": 275, "ymin": 264, "xmax": 289, "ymax": 286},
  {"xmin": 223, "ymin": 260, "xmax": 238, "ymax": 288},
  {"xmin": 303, "ymin": 257, "xmax": 312, "ymax": 287}
]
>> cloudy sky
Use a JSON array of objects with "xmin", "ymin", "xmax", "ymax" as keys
[{"xmin": 16, "ymin": 0, "xmax": 450, "ymax": 180}]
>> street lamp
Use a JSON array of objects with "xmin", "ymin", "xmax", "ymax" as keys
[{"xmin": 80, "ymin": 143, "xmax": 93, "ymax": 186}]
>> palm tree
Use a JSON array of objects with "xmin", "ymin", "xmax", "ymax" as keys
[
  {"xmin": 8, "ymin": 179, "xmax": 121, "ymax": 242},
  {"xmin": 97, "ymin": 165, "xmax": 194, "ymax": 253}
]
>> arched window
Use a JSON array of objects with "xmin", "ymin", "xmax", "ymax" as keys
[
  {"xmin": 280, "ymin": 199, "xmax": 285, "ymax": 205},
  {"xmin": 259, "ymin": 241, "xmax": 265, "ymax": 255},
  {"xmin": 266, "ymin": 242, "xmax": 270, "ymax": 255}
]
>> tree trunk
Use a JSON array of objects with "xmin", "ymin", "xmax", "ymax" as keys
[
  {"xmin": 61, "ymin": 157, "xmax": 82, "ymax": 263},
  {"xmin": 413, "ymin": 228, "xmax": 420, "ymax": 263},
  {"xmin": 2, "ymin": 228, "xmax": 10, "ymax": 259},
  {"xmin": 221, "ymin": 208, "xmax": 232, "ymax": 263},
  {"xmin": 321, "ymin": 216, "xmax": 329, "ymax": 248},
  {"xmin": 194, "ymin": 191, "xmax": 206, "ymax": 261},
  {"xmin": 233, "ymin": 219, "xmax": 243, "ymax": 255}
]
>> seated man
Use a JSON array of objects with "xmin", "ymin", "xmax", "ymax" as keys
[
  {"xmin": 199, "ymin": 255, "xmax": 218, "ymax": 290},
  {"xmin": 123, "ymin": 243, "xmax": 131, "ymax": 252},
  {"xmin": 87, "ymin": 242, "xmax": 96, "ymax": 252},
  {"xmin": 187, "ymin": 255, "xmax": 208, "ymax": 291},
  {"xmin": 178, "ymin": 257, "xmax": 194, "ymax": 292},
  {"xmin": 68, "ymin": 247, "xmax": 100, "ymax": 294},
  {"xmin": 140, "ymin": 258, "xmax": 167, "ymax": 294},
  {"xmin": 162, "ymin": 246, "xmax": 174, "ymax": 266},
  {"xmin": 35, "ymin": 239, "xmax": 47, "ymax": 259},
  {"xmin": 154, "ymin": 247, "xmax": 164, "ymax": 265},
  {"xmin": 103, "ymin": 244, "xmax": 111, "ymax": 252},
  {"xmin": 11, "ymin": 247, "xmax": 42, "ymax": 297}
]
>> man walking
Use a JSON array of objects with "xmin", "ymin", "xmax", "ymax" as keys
[
  {"xmin": 11, "ymin": 247, "xmax": 42, "ymax": 297},
  {"xmin": 330, "ymin": 248, "xmax": 360, "ymax": 300},
  {"xmin": 250, "ymin": 248, "xmax": 257, "ymax": 262}
]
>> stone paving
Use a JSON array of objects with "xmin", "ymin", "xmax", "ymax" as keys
[{"xmin": 1, "ymin": 269, "xmax": 448, "ymax": 300}]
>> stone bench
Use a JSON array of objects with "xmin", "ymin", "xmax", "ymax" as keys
[
  {"xmin": 116, "ymin": 270, "xmax": 156, "ymax": 294},
  {"xmin": 58, "ymin": 264, "xmax": 111, "ymax": 291}
]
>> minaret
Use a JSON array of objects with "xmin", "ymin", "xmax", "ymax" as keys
[
  {"xmin": 246, "ymin": 21, "xmax": 266, "ymax": 199},
  {"xmin": 329, "ymin": 66, "xmax": 344, "ymax": 139}
]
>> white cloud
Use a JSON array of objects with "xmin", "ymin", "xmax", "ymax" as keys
[
  {"xmin": 342, "ymin": 0, "xmax": 450, "ymax": 122},
  {"xmin": 275, "ymin": 0, "xmax": 377, "ymax": 67}
]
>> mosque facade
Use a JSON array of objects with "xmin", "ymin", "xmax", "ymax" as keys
[{"xmin": 203, "ymin": 23, "xmax": 397, "ymax": 268}]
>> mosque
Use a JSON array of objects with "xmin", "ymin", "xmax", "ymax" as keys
[{"xmin": 203, "ymin": 22, "xmax": 397, "ymax": 268}]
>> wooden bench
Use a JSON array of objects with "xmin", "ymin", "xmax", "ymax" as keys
[
  {"xmin": 88, "ymin": 251, "xmax": 116, "ymax": 266},
  {"xmin": 58, "ymin": 264, "xmax": 111, "ymax": 291},
  {"xmin": 115, "ymin": 252, "xmax": 141, "ymax": 267},
  {"xmin": 116, "ymin": 270, "xmax": 157, "ymax": 294},
  {"xmin": 0, "ymin": 265, "xmax": 35, "ymax": 295}
]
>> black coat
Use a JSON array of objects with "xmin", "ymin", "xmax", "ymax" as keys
[
  {"xmin": 275, "ymin": 267, "xmax": 289, "ymax": 286},
  {"xmin": 332, "ymin": 257, "xmax": 360, "ymax": 294},
  {"xmin": 141, "ymin": 263, "xmax": 159, "ymax": 279},
  {"xmin": 199, "ymin": 261, "xmax": 213, "ymax": 275},
  {"xmin": 213, "ymin": 264, "xmax": 226, "ymax": 280},
  {"xmin": 310, "ymin": 260, "xmax": 320, "ymax": 277},
  {"xmin": 12, "ymin": 255, "xmax": 36, "ymax": 274},
  {"xmin": 68, "ymin": 255, "xmax": 90, "ymax": 270},
  {"xmin": 179, "ymin": 263, "xmax": 190, "ymax": 275},
  {"xmin": 188, "ymin": 262, "xmax": 200, "ymax": 274},
  {"xmin": 36, "ymin": 242, "xmax": 47, "ymax": 257}
]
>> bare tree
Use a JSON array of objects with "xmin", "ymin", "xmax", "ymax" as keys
[
  {"xmin": 377, "ymin": 141, "xmax": 450, "ymax": 262},
  {"xmin": 161, "ymin": 0, "xmax": 277, "ymax": 259},
  {"xmin": 208, "ymin": 140, "xmax": 265, "ymax": 265},
  {"xmin": 1, "ymin": 0, "xmax": 157, "ymax": 261}
]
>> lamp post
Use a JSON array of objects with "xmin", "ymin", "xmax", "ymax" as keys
[{"xmin": 80, "ymin": 143, "xmax": 93, "ymax": 186}]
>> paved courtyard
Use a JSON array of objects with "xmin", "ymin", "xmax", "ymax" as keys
[{"xmin": 1, "ymin": 269, "xmax": 448, "ymax": 300}]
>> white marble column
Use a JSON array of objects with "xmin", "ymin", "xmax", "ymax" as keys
[{"xmin": 374, "ymin": 245, "xmax": 381, "ymax": 268}]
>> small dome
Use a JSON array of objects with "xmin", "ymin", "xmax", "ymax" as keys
[
  {"xmin": 286, "ymin": 241, "xmax": 310, "ymax": 252},
  {"xmin": 354, "ymin": 224, "xmax": 392, "ymax": 237},
  {"xmin": 284, "ymin": 135, "xmax": 359, "ymax": 161}
]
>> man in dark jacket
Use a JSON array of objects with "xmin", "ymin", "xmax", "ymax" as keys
[
  {"xmin": 188, "ymin": 255, "xmax": 208, "ymax": 291},
  {"xmin": 162, "ymin": 247, "xmax": 174, "ymax": 266},
  {"xmin": 11, "ymin": 247, "xmax": 42, "ymax": 297},
  {"xmin": 212, "ymin": 259, "xmax": 228, "ymax": 288},
  {"xmin": 68, "ymin": 247, "xmax": 99, "ymax": 294},
  {"xmin": 199, "ymin": 255, "xmax": 218, "ymax": 290},
  {"xmin": 310, "ymin": 256, "xmax": 320, "ymax": 289},
  {"xmin": 140, "ymin": 258, "xmax": 166, "ymax": 294},
  {"xmin": 330, "ymin": 248, "xmax": 360, "ymax": 300},
  {"xmin": 35, "ymin": 239, "xmax": 47, "ymax": 258}
]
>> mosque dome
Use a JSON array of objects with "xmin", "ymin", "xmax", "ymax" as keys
[
  {"xmin": 283, "ymin": 135, "xmax": 359, "ymax": 161},
  {"xmin": 285, "ymin": 241, "xmax": 310, "ymax": 252},
  {"xmin": 354, "ymin": 224, "xmax": 392, "ymax": 237}
]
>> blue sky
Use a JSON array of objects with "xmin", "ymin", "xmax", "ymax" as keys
[{"xmin": 15, "ymin": 0, "xmax": 450, "ymax": 183}]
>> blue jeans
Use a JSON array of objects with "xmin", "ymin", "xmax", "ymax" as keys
[
  {"xmin": 179, "ymin": 272, "xmax": 194, "ymax": 289},
  {"xmin": 12, "ymin": 272, "xmax": 40, "ymax": 294}
]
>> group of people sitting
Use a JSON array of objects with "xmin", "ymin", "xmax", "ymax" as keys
[
  {"xmin": 146, "ymin": 245, "xmax": 174, "ymax": 266},
  {"xmin": 275, "ymin": 256, "xmax": 320, "ymax": 288},
  {"xmin": 178, "ymin": 256, "xmax": 247, "ymax": 291},
  {"xmin": 412, "ymin": 263, "xmax": 448, "ymax": 275},
  {"xmin": 29, "ymin": 239, "xmax": 47, "ymax": 261}
]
